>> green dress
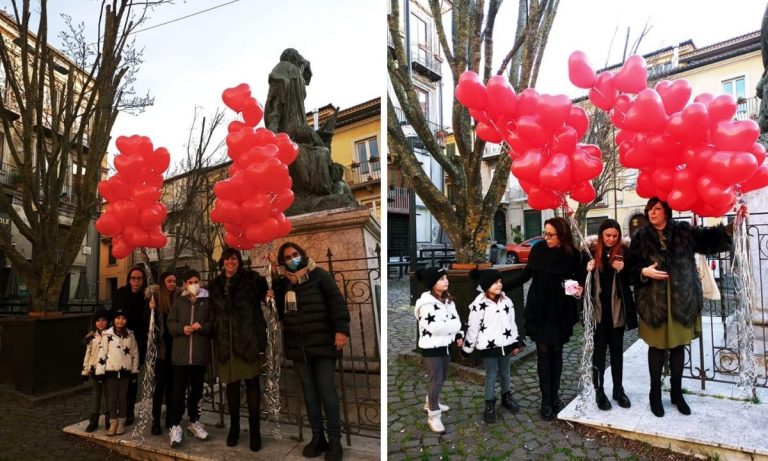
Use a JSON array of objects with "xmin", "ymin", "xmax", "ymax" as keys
[
  {"xmin": 638, "ymin": 231, "xmax": 702, "ymax": 349},
  {"xmin": 217, "ymin": 277, "xmax": 264, "ymax": 383}
]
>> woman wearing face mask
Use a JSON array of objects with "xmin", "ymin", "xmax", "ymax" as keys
[
  {"xmin": 209, "ymin": 248, "xmax": 270, "ymax": 452},
  {"xmin": 269, "ymin": 242, "xmax": 350, "ymax": 461},
  {"xmin": 586, "ymin": 219, "xmax": 637, "ymax": 411}
]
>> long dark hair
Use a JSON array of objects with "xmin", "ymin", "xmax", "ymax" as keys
[
  {"xmin": 157, "ymin": 271, "xmax": 176, "ymax": 315},
  {"xmin": 595, "ymin": 219, "xmax": 623, "ymax": 271},
  {"xmin": 125, "ymin": 266, "xmax": 148, "ymax": 292},
  {"xmin": 277, "ymin": 241, "xmax": 308, "ymax": 269},
  {"xmin": 544, "ymin": 216, "xmax": 576, "ymax": 255},
  {"xmin": 218, "ymin": 247, "xmax": 244, "ymax": 272}
]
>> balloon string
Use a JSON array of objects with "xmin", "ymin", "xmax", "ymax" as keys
[
  {"xmin": 132, "ymin": 248, "xmax": 158, "ymax": 442},
  {"xmin": 263, "ymin": 242, "xmax": 283, "ymax": 439},
  {"xmin": 731, "ymin": 194, "xmax": 757, "ymax": 400}
]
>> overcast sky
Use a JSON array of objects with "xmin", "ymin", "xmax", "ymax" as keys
[{"xmin": 1, "ymin": 0, "xmax": 383, "ymax": 169}]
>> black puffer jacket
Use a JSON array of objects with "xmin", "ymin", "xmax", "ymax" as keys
[
  {"xmin": 627, "ymin": 221, "xmax": 731, "ymax": 328},
  {"xmin": 275, "ymin": 267, "xmax": 351, "ymax": 361},
  {"xmin": 209, "ymin": 270, "xmax": 269, "ymax": 364},
  {"xmin": 504, "ymin": 242, "xmax": 588, "ymax": 346}
]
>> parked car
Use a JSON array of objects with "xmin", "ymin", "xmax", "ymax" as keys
[{"xmin": 505, "ymin": 236, "xmax": 544, "ymax": 264}]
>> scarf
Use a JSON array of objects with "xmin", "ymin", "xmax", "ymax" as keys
[{"xmin": 283, "ymin": 258, "xmax": 317, "ymax": 312}]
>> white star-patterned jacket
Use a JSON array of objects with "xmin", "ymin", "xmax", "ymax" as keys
[
  {"xmin": 81, "ymin": 329, "xmax": 106, "ymax": 376},
  {"xmin": 95, "ymin": 326, "xmax": 139, "ymax": 378},
  {"xmin": 462, "ymin": 292, "xmax": 521, "ymax": 357},
  {"xmin": 414, "ymin": 292, "xmax": 463, "ymax": 357}
]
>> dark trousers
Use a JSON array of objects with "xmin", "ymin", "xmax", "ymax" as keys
[
  {"xmin": 169, "ymin": 365, "xmax": 206, "ymax": 426},
  {"xmin": 423, "ymin": 355, "xmax": 449, "ymax": 411},
  {"xmin": 90, "ymin": 376, "xmax": 108, "ymax": 416},
  {"xmin": 107, "ymin": 375, "xmax": 130, "ymax": 418},
  {"xmin": 592, "ymin": 323, "xmax": 625, "ymax": 389},
  {"xmin": 152, "ymin": 359, "xmax": 174, "ymax": 427},
  {"xmin": 294, "ymin": 357, "xmax": 342, "ymax": 440},
  {"xmin": 536, "ymin": 343, "xmax": 563, "ymax": 406}
]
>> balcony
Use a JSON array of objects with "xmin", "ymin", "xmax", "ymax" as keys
[
  {"xmin": 388, "ymin": 186, "xmax": 410, "ymax": 214},
  {"xmin": 410, "ymin": 43, "xmax": 442, "ymax": 81},
  {"xmin": 0, "ymin": 162, "xmax": 19, "ymax": 188},
  {"xmin": 392, "ymin": 106, "xmax": 443, "ymax": 140},
  {"xmin": 735, "ymin": 97, "xmax": 759, "ymax": 121},
  {"xmin": 344, "ymin": 159, "xmax": 381, "ymax": 188}
]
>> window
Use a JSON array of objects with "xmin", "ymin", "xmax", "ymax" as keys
[
  {"xmin": 416, "ymin": 88, "xmax": 429, "ymax": 117},
  {"xmin": 410, "ymin": 15, "xmax": 429, "ymax": 48},
  {"xmin": 107, "ymin": 243, "xmax": 117, "ymax": 265},
  {"xmin": 355, "ymin": 137, "xmax": 380, "ymax": 175},
  {"xmin": 722, "ymin": 76, "xmax": 747, "ymax": 116},
  {"xmin": 586, "ymin": 216, "xmax": 610, "ymax": 236}
]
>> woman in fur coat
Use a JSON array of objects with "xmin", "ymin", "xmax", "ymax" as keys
[
  {"xmin": 627, "ymin": 198, "xmax": 737, "ymax": 417},
  {"xmin": 585, "ymin": 219, "xmax": 637, "ymax": 411}
]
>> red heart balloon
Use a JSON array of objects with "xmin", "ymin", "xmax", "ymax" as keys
[
  {"xmin": 566, "ymin": 106, "xmax": 589, "ymax": 139},
  {"xmin": 695, "ymin": 200, "xmax": 734, "ymax": 218},
  {"xmin": 245, "ymin": 218, "xmax": 280, "ymax": 244},
  {"xmin": 570, "ymin": 147, "xmax": 603, "ymax": 182},
  {"xmin": 131, "ymin": 185, "xmax": 162, "ymax": 207},
  {"xmin": 515, "ymin": 115, "xmax": 548, "ymax": 147},
  {"xmin": 476, "ymin": 122, "xmax": 503, "ymax": 143},
  {"xmin": 646, "ymin": 131, "xmax": 676, "ymax": 155},
  {"xmin": 612, "ymin": 55, "xmax": 648, "ymax": 93},
  {"xmin": 504, "ymin": 130, "xmax": 530, "ymax": 159},
  {"xmin": 539, "ymin": 153, "xmax": 572, "ymax": 192},
  {"xmin": 455, "ymin": 71, "xmax": 487, "ymax": 111},
  {"xmin": 486, "ymin": 75, "xmax": 517, "ymax": 119},
  {"xmin": 588, "ymin": 72, "xmax": 617, "ymax": 111},
  {"xmin": 751, "ymin": 143, "xmax": 766, "ymax": 165},
  {"xmin": 552, "ymin": 125, "xmax": 578, "ymax": 154},
  {"xmin": 149, "ymin": 147, "xmax": 171, "ymax": 174},
  {"xmin": 511, "ymin": 148, "xmax": 546, "ymax": 182},
  {"xmin": 275, "ymin": 133, "xmax": 299, "ymax": 165},
  {"xmin": 636, "ymin": 170, "xmax": 656, "ymax": 198},
  {"xmin": 707, "ymin": 151, "xmax": 759, "ymax": 184},
  {"xmin": 517, "ymin": 88, "xmax": 539, "ymax": 116},
  {"xmin": 740, "ymin": 163, "xmax": 768, "ymax": 193},
  {"xmin": 211, "ymin": 199, "xmax": 242, "ymax": 225},
  {"xmin": 122, "ymin": 225, "xmax": 149, "ymax": 248},
  {"xmin": 226, "ymin": 128, "xmax": 256, "ymax": 160},
  {"xmin": 242, "ymin": 98, "xmax": 264, "ymax": 127},
  {"xmin": 568, "ymin": 51, "xmax": 596, "ymax": 89},
  {"xmin": 145, "ymin": 228, "xmax": 167, "ymax": 249},
  {"xmin": 697, "ymin": 175, "xmax": 734, "ymax": 208},
  {"xmin": 667, "ymin": 187, "xmax": 698, "ymax": 212},
  {"xmin": 619, "ymin": 137, "xmax": 653, "ymax": 169},
  {"xmin": 272, "ymin": 188, "xmax": 295, "ymax": 212},
  {"xmin": 707, "ymin": 94, "xmax": 738, "ymax": 123},
  {"xmin": 469, "ymin": 108, "xmax": 490, "ymax": 124},
  {"xmin": 526, "ymin": 185, "xmax": 562, "ymax": 210},
  {"xmin": 95, "ymin": 213, "xmax": 122, "ymax": 237},
  {"xmin": 111, "ymin": 200, "xmax": 139, "ymax": 226},
  {"xmin": 115, "ymin": 135, "xmax": 153, "ymax": 157},
  {"xmin": 652, "ymin": 167, "xmax": 675, "ymax": 192},
  {"xmin": 240, "ymin": 194, "xmax": 271, "ymax": 224},
  {"xmin": 613, "ymin": 93, "xmax": 634, "ymax": 114},
  {"xmin": 655, "ymin": 79, "xmax": 692, "ymax": 115},
  {"xmin": 693, "ymin": 92, "xmax": 715, "ymax": 106},
  {"xmin": 275, "ymin": 213, "xmax": 293, "ymax": 237},
  {"xmin": 667, "ymin": 102, "xmax": 709, "ymax": 143},
  {"xmin": 253, "ymin": 127, "xmax": 278, "ymax": 146},
  {"xmin": 683, "ymin": 145, "xmax": 716, "ymax": 173},
  {"xmin": 569, "ymin": 180, "xmax": 596, "ymax": 203},
  {"xmin": 114, "ymin": 153, "xmax": 144, "ymax": 178},
  {"xmin": 711, "ymin": 120, "xmax": 760, "ymax": 151},
  {"xmin": 228, "ymin": 120, "xmax": 247, "ymax": 133},
  {"xmin": 222, "ymin": 83, "xmax": 252, "ymax": 113},
  {"xmin": 537, "ymin": 94, "xmax": 572, "ymax": 131},
  {"xmin": 580, "ymin": 144, "xmax": 602, "ymax": 160},
  {"xmin": 624, "ymin": 89, "xmax": 668, "ymax": 132},
  {"xmin": 111, "ymin": 236, "xmax": 132, "ymax": 260}
]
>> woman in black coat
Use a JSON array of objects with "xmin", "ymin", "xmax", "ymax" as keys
[
  {"xmin": 586, "ymin": 219, "xmax": 637, "ymax": 411},
  {"xmin": 271, "ymin": 242, "xmax": 350, "ymax": 461},
  {"xmin": 209, "ymin": 248, "xmax": 270, "ymax": 452},
  {"xmin": 504, "ymin": 217, "xmax": 587, "ymax": 420}
]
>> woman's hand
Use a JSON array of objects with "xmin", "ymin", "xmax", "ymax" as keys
[
  {"xmin": 148, "ymin": 296, "xmax": 156, "ymax": 310},
  {"xmin": 587, "ymin": 260, "xmax": 595, "ymax": 272},
  {"xmin": 183, "ymin": 325, "xmax": 194, "ymax": 336},
  {"xmin": 642, "ymin": 262, "xmax": 669, "ymax": 280},
  {"xmin": 266, "ymin": 251, "xmax": 276, "ymax": 265},
  {"xmin": 265, "ymin": 289, "xmax": 274, "ymax": 300},
  {"xmin": 573, "ymin": 285, "xmax": 583, "ymax": 298},
  {"xmin": 511, "ymin": 347, "xmax": 521, "ymax": 356},
  {"xmin": 335, "ymin": 332, "xmax": 348, "ymax": 350},
  {"xmin": 611, "ymin": 260, "xmax": 624, "ymax": 272}
]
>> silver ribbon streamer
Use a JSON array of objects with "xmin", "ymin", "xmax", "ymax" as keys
[
  {"xmin": 132, "ymin": 249, "xmax": 158, "ymax": 441},
  {"xmin": 264, "ymin": 244, "xmax": 283, "ymax": 439},
  {"xmin": 730, "ymin": 198, "xmax": 758, "ymax": 400}
]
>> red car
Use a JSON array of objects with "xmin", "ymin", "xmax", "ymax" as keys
[{"xmin": 505, "ymin": 236, "xmax": 544, "ymax": 264}]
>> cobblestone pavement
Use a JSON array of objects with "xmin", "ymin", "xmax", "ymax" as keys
[
  {"xmin": 0, "ymin": 385, "xmax": 128, "ymax": 461},
  {"xmin": 386, "ymin": 280, "xmax": 686, "ymax": 461}
]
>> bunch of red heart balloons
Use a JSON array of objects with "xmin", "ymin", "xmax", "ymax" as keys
[
  {"xmin": 570, "ymin": 51, "xmax": 768, "ymax": 217},
  {"xmin": 212, "ymin": 83, "xmax": 298, "ymax": 249},
  {"xmin": 456, "ymin": 72, "xmax": 603, "ymax": 210},
  {"xmin": 95, "ymin": 135, "xmax": 170, "ymax": 259}
]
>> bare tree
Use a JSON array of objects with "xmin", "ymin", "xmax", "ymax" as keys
[
  {"xmin": 163, "ymin": 107, "xmax": 227, "ymax": 275},
  {"xmin": 388, "ymin": 0, "xmax": 560, "ymax": 262},
  {"xmin": 0, "ymin": 1, "xmax": 167, "ymax": 312}
]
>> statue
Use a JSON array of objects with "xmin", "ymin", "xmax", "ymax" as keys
[
  {"xmin": 757, "ymin": 5, "xmax": 768, "ymax": 143},
  {"xmin": 264, "ymin": 49, "xmax": 359, "ymax": 214}
]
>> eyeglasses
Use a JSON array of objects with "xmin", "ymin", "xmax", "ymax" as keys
[
  {"xmin": 130, "ymin": 276, "xmax": 144, "ymax": 281},
  {"xmin": 542, "ymin": 231, "xmax": 558, "ymax": 239},
  {"xmin": 283, "ymin": 251, "xmax": 301, "ymax": 261}
]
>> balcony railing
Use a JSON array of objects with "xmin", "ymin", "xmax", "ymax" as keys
[
  {"xmin": 0, "ymin": 162, "xmax": 19, "ymax": 188},
  {"xmin": 344, "ymin": 160, "xmax": 381, "ymax": 186},
  {"xmin": 388, "ymin": 186, "xmax": 410, "ymax": 213},
  {"xmin": 392, "ymin": 106, "xmax": 443, "ymax": 137},
  {"xmin": 410, "ymin": 43, "xmax": 442, "ymax": 81},
  {"xmin": 735, "ymin": 97, "xmax": 759, "ymax": 121}
]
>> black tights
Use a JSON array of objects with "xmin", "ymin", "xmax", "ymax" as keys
[
  {"xmin": 226, "ymin": 378, "xmax": 261, "ymax": 421},
  {"xmin": 648, "ymin": 345, "xmax": 685, "ymax": 394},
  {"xmin": 536, "ymin": 343, "xmax": 563, "ymax": 405}
]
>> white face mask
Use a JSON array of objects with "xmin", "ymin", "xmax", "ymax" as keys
[{"xmin": 187, "ymin": 283, "xmax": 200, "ymax": 296}]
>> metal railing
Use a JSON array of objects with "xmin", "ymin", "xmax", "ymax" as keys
[
  {"xmin": 387, "ymin": 186, "xmax": 409, "ymax": 213},
  {"xmin": 735, "ymin": 96, "xmax": 759, "ymax": 121},
  {"xmin": 410, "ymin": 43, "xmax": 442, "ymax": 78},
  {"xmin": 392, "ymin": 106, "xmax": 443, "ymax": 135},
  {"xmin": 344, "ymin": 160, "xmax": 381, "ymax": 186}
]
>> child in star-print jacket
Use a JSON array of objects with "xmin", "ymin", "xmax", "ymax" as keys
[
  {"xmin": 414, "ymin": 267, "xmax": 463, "ymax": 434},
  {"xmin": 462, "ymin": 269, "xmax": 523, "ymax": 423},
  {"xmin": 96, "ymin": 307, "xmax": 139, "ymax": 436},
  {"xmin": 81, "ymin": 310, "xmax": 111, "ymax": 433}
]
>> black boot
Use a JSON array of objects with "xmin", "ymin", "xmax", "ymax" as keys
[
  {"xmin": 325, "ymin": 437, "xmax": 343, "ymax": 461},
  {"xmin": 595, "ymin": 387, "xmax": 612, "ymax": 411},
  {"xmin": 483, "ymin": 399, "xmax": 498, "ymax": 423},
  {"xmin": 669, "ymin": 346, "xmax": 691, "ymax": 415},
  {"xmin": 500, "ymin": 391, "xmax": 520, "ymax": 413},
  {"xmin": 150, "ymin": 419, "xmax": 162, "ymax": 436},
  {"xmin": 248, "ymin": 416, "xmax": 261, "ymax": 452},
  {"xmin": 104, "ymin": 412, "xmax": 110, "ymax": 430},
  {"xmin": 649, "ymin": 385, "xmax": 664, "ymax": 417},
  {"xmin": 302, "ymin": 432, "xmax": 328, "ymax": 457},
  {"xmin": 226, "ymin": 383, "xmax": 240, "ymax": 447},
  {"xmin": 227, "ymin": 418, "xmax": 240, "ymax": 447},
  {"xmin": 612, "ymin": 387, "xmax": 631, "ymax": 408},
  {"xmin": 537, "ymin": 346, "xmax": 554, "ymax": 420},
  {"xmin": 85, "ymin": 414, "xmax": 99, "ymax": 433}
]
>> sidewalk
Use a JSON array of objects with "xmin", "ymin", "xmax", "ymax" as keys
[{"xmin": 386, "ymin": 280, "xmax": 697, "ymax": 461}]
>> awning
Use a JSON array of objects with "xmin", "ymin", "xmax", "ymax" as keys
[{"xmin": 74, "ymin": 270, "xmax": 89, "ymax": 299}]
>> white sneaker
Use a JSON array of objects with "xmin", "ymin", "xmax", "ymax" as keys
[
  {"xmin": 427, "ymin": 409, "xmax": 445, "ymax": 433},
  {"xmin": 423, "ymin": 395, "xmax": 450, "ymax": 412},
  {"xmin": 169, "ymin": 425, "xmax": 182, "ymax": 448},
  {"xmin": 187, "ymin": 420, "xmax": 209, "ymax": 440}
]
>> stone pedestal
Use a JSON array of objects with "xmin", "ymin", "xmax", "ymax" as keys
[{"xmin": 249, "ymin": 207, "xmax": 381, "ymax": 370}]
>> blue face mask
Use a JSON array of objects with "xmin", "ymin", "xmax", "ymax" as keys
[{"xmin": 286, "ymin": 256, "xmax": 302, "ymax": 270}]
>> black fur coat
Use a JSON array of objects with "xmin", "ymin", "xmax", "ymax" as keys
[
  {"xmin": 209, "ymin": 269, "xmax": 269, "ymax": 364},
  {"xmin": 627, "ymin": 221, "xmax": 731, "ymax": 328}
]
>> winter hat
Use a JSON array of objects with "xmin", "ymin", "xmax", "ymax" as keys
[
  {"xmin": 470, "ymin": 269, "xmax": 503, "ymax": 292},
  {"xmin": 416, "ymin": 267, "xmax": 447, "ymax": 290},
  {"xmin": 93, "ymin": 309, "xmax": 111, "ymax": 323},
  {"xmin": 112, "ymin": 307, "xmax": 128, "ymax": 320}
]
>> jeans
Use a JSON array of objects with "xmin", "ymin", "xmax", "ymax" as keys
[
  {"xmin": 152, "ymin": 359, "xmax": 174, "ymax": 426},
  {"xmin": 423, "ymin": 356, "xmax": 449, "ymax": 411},
  {"xmin": 483, "ymin": 355, "xmax": 511, "ymax": 400},
  {"xmin": 294, "ymin": 357, "xmax": 341, "ymax": 440},
  {"xmin": 169, "ymin": 365, "xmax": 206, "ymax": 426}
]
